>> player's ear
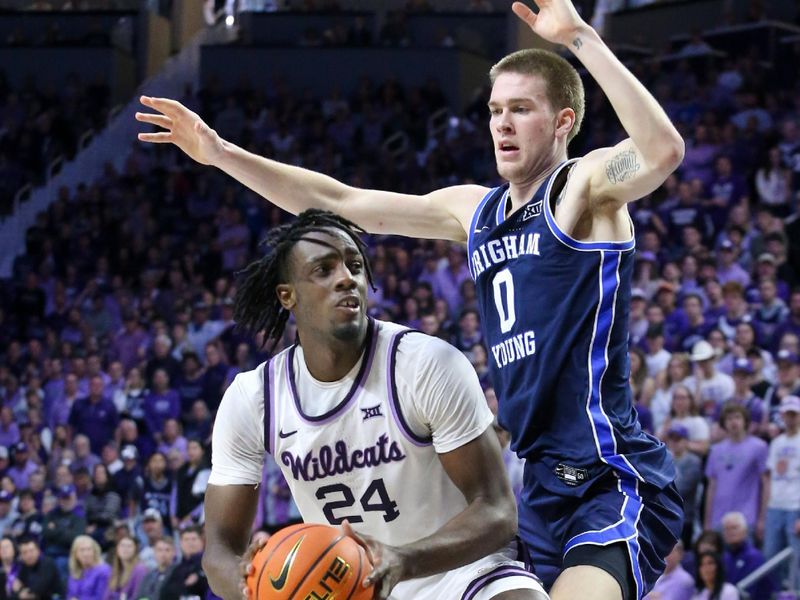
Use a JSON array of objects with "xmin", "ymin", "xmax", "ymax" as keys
[
  {"xmin": 276, "ymin": 284, "xmax": 296, "ymax": 310},
  {"xmin": 555, "ymin": 107, "xmax": 575, "ymax": 140}
]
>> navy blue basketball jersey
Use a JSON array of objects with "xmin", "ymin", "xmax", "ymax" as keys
[{"xmin": 467, "ymin": 159, "xmax": 675, "ymax": 496}]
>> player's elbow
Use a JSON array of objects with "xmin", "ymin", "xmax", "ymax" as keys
[
  {"xmin": 486, "ymin": 493, "xmax": 519, "ymax": 545},
  {"xmin": 654, "ymin": 133, "xmax": 685, "ymax": 173}
]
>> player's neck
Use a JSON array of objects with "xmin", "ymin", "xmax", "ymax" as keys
[
  {"xmin": 507, "ymin": 156, "xmax": 564, "ymax": 216},
  {"xmin": 301, "ymin": 332, "xmax": 368, "ymax": 382}
]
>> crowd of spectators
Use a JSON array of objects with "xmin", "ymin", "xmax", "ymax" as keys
[{"xmin": 0, "ymin": 9, "xmax": 799, "ymax": 600}]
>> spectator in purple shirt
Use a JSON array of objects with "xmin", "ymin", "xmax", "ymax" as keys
[
  {"xmin": 104, "ymin": 534, "xmax": 148, "ymax": 600},
  {"xmin": 0, "ymin": 408, "xmax": 19, "ymax": 450},
  {"xmin": 49, "ymin": 372, "xmax": 81, "ymax": 430},
  {"xmin": 772, "ymin": 289, "xmax": 800, "ymax": 352},
  {"xmin": 68, "ymin": 376, "xmax": 119, "ymax": 455},
  {"xmin": 143, "ymin": 370, "xmax": 180, "ymax": 443},
  {"xmin": 7, "ymin": 443, "xmax": 38, "ymax": 491},
  {"xmin": 70, "ymin": 434, "xmax": 102, "ymax": 476},
  {"xmin": 704, "ymin": 404, "xmax": 769, "ymax": 534},
  {"xmin": 716, "ymin": 240, "xmax": 750, "ymax": 289},
  {"xmin": 645, "ymin": 541, "xmax": 694, "ymax": 600},
  {"xmin": 67, "ymin": 535, "xmax": 112, "ymax": 600},
  {"xmin": 156, "ymin": 419, "xmax": 188, "ymax": 460},
  {"xmin": 112, "ymin": 311, "xmax": 149, "ymax": 372},
  {"xmin": 721, "ymin": 511, "xmax": 774, "ymax": 600}
]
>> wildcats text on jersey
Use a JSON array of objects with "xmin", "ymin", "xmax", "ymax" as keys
[
  {"xmin": 281, "ymin": 434, "xmax": 406, "ymax": 482},
  {"xmin": 469, "ymin": 232, "xmax": 541, "ymax": 280}
]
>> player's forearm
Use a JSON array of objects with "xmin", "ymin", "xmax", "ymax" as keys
[
  {"xmin": 203, "ymin": 545, "xmax": 244, "ymax": 599},
  {"xmin": 213, "ymin": 139, "xmax": 351, "ymax": 218},
  {"xmin": 396, "ymin": 495, "xmax": 517, "ymax": 581},
  {"xmin": 568, "ymin": 25, "xmax": 684, "ymax": 169}
]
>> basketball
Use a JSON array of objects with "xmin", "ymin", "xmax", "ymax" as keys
[{"xmin": 247, "ymin": 523, "xmax": 373, "ymax": 600}]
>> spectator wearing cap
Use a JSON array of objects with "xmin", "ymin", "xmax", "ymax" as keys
[
  {"xmin": 718, "ymin": 358, "xmax": 766, "ymax": 438},
  {"xmin": 644, "ymin": 323, "xmax": 671, "ymax": 378},
  {"xmin": 68, "ymin": 375, "xmax": 119, "ymax": 455},
  {"xmin": 137, "ymin": 509, "xmax": 165, "ymax": 571},
  {"xmin": 15, "ymin": 536, "xmax": 63, "ymax": 600},
  {"xmin": 685, "ymin": 340, "xmax": 734, "ymax": 418},
  {"xmin": 113, "ymin": 445, "xmax": 144, "ymax": 517},
  {"xmin": 720, "ymin": 511, "xmax": 775, "ymax": 600},
  {"xmin": 9, "ymin": 490, "xmax": 42, "ymax": 545},
  {"xmin": 0, "ymin": 491, "xmax": 17, "ymax": 538},
  {"xmin": 7, "ymin": 444, "xmax": 37, "ymax": 492},
  {"xmin": 763, "ymin": 395, "xmax": 800, "ymax": 590},
  {"xmin": 158, "ymin": 525, "xmax": 208, "ymax": 600},
  {"xmin": 142, "ymin": 370, "xmax": 180, "ymax": 444},
  {"xmin": 716, "ymin": 239, "xmax": 750, "ymax": 288},
  {"xmin": 763, "ymin": 349, "xmax": 800, "ymax": 436},
  {"xmin": 750, "ymin": 253, "xmax": 790, "ymax": 302},
  {"xmin": 42, "ymin": 484, "xmax": 87, "ymax": 576},
  {"xmin": 66, "ymin": 534, "xmax": 111, "ymax": 600},
  {"xmin": 644, "ymin": 541, "xmax": 694, "ymax": 600},
  {"xmin": 665, "ymin": 424, "xmax": 703, "ymax": 548},
  {"xmin": 772, "ymin": 289, "xmax": 800, "ymax": 352},
  {"xmin": 705, "ymin": 404, "xmax": 769, "ymax": 534}
]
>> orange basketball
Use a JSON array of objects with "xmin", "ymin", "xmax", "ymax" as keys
[{"xmin": 247, "ymin": 523, "xmax": 373, "ymax": 600}]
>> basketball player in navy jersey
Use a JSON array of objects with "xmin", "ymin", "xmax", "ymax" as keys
[
  {"xmin": 138, "ymin": 1, "xmax": 685, "ymax": 597},
  {"xmin": 202, "ymin": 211, "xmax": 546, "ymax": 599}
]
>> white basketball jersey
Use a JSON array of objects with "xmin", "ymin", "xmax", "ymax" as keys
[{"xmin": 264, "ymin": 319, "xmax": 468, "ymax": 547}]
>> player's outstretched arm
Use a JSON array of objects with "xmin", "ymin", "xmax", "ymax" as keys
[
  {"xmin": 513, "ymin": 1, "xmax": 684, "ymax": 208},
  {"xmin": 203, "ymin": 483, "xmax": 260, "ymax": 599},
  {"xmin": 136, "ymin": 96, "xmax": 483, "ymax": 242}
]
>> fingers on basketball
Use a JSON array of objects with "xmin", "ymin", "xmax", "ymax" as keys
[{"xmin": 248, "ymin": 523, "xmax": 373, "ymax": 600}]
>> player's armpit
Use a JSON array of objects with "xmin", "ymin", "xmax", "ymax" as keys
[
  {"xmin": 203, "ymin": 483, "xmax": 260, "ymax": 600},
  {"xmin": 576, "ymin": 139, "xmax": 683, "ymax": 209}
]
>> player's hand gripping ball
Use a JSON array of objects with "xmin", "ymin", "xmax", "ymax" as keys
[{"xmin": 246, "ymin": 523, "xmax": 373, "ymax": 599}]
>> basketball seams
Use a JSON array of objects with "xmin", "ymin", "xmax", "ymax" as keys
[
  {"xmin": 253, "ymin": 524, "xmax": 319, "ymax": 597},
  {"xmin": 286, "ymin": 534, "xmax": 347, "ymax": 600},
  {"xmin": 344, "ymin": 544, "xmax": 365, "ymax": 600}
]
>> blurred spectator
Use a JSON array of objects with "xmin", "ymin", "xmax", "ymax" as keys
[
  {"xmin": 0, "ymin": 493, "xmax": 16, "ymax": 539},
  {"xmin": 113, "ymin": 367, "xmax": 147, "ymax": 422},
  {"xmin": 686, "ymin": 340, "xmax": 734, "ymax": 418},
  {"xmin": 137, "ymin": 509, "xmax": 165, "ymax": 571},
  {"xmin": 755, "ymin": 147, "xmax": 793, "ymax": 217},
  {"xmin": 763, "ymin": 395, "xmax": 800, "ymax": 590},
  {"xmin": 42, "ymin": 484, "xmax": 86, "ymax": 577},
  {"xmin": 704, "ymin": 404, "xmax": 768, "ymax": 533},
  {"xmin": 68, "ymin": 375, "xmax": 119, "ymax": 455},
  {"xmin": 144, "ymin": 335, "xmax": 180, "ymax": 388},
  {"xmin": 8, "ymin": 491, "xmax": 42, "ymax": 545},
  {"xmin": 66, "ymin": 535, "xmax": 111, "ymax": 600},
  {"xmin": 0, "ymin": 536, "xmax": 18, "ymax": 600},
  {"xmin": 666, "ymin": 425, "xmax": 703, "ymax": 548},
  {"xmin": 14, "ymin": 536, "xmax": 62, "ymax": 600},
  {"xmin": 133, "ymin": 536, "xmax": 174, "ymax": 600},
  {"xmin": 140, "ymin": 454, "xmax": 171, "ymax": 533},
  {"xmin": 71, "ymin": 434, "xmax": 101, "ymax": 475},
  {"xmin": 763, "ymin": 350, "xmax": 800, "ymax": 435},
  {"xmin": 112, "ymin": 445, "xmax": 143, "ymax": 517},
  {"xmin": 721, "ymin": 511, "xmax": 774, "ymax": 600},
  {"xmin": 157, "ymin": 525, "xmax": 208, "ymax": 600},
  {"xmin": 172, "ymin": 439, "xmax": 209, "ymax": 530},
  {"xmin": 105, "ymin": 534, "xmax": 147, "ymax": 600},
  {"xmin": 691, "ymin": 551, "xmax": 739, "ymax": 600},
  {"xmin": 6, "ymin": 444, "xmax": 36, "ymax": 492},
  {"xmin": 645, "ymin": 541, "xmax": 694, "ymax": 600},
  {"xmin": 659, "ymin": 384, "xmax": 710, "ymax": 456},
  {"xmin": 84, "ymin": 464, "xmax": 121, "ymax": 549},
  {"xmin": 142, "ymin": 370, "xmax": 180, "ymax": 443}
]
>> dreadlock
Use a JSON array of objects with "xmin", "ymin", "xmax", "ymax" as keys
[{"xmin": 233, "ymin": 209, "xmax": 375, "ymax": 352}]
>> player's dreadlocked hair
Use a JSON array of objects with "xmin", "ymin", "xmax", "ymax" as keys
[{"xmin": 233, "ymin": 209, "xmax": 375, "ymax": 350}]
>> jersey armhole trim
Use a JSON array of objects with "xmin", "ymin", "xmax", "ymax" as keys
[
  {"xmin": 544, "ymin": 158, "xmax": 636, "ymax": 252},
  {"xmin": 467, "ymin": 185, "xmax": 504, "ymax": 259},
  {"xmin": 388, "ymin": 330, "xmax": 433, "ymax": 447},
  {"xmin": 263, "ymin": 359, "xmax": 275, "ymax": 454}
]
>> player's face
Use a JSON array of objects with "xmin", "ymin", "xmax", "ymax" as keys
[
  {"xmin": 489, "ymin": 73, "xmax": 565, "ymax": 186},
  {"xmin": 281, "ymin": 230, "xmax": 368, "ymax": 344}
]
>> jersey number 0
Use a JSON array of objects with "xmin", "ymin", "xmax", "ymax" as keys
[{"xmin": 493, "ymin": 268, "xmax": 516, "ymax": 333}]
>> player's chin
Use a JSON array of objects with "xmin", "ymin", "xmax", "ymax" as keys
[{"xmin": 331, "ymin": 315, "xmax": 366, "ymax": 341}]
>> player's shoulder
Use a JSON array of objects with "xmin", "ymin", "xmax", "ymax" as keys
[
  {"xmin": 384, "ymin": 324, "xmax": 470, "ymax": 372},
  {"xmin": 225, "ymin": 360, "xmax": 268, "ymax": 400}
]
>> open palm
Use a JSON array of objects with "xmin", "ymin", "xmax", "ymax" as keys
[
  {"xmin": 136, "ymin": 96, "xmax": 224, "ymax": 166},
  {"xmin": 511, "ymin": 0, "xmax": 585, "ymax": 46}
]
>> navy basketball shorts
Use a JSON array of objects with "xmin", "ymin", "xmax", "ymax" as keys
[{"xmin": 517, "ymin": 473, "xmax": 683, "ymax": 599}]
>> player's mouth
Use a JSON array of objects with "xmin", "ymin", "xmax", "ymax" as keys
[
  {"xmin": 497, "ymin": 141, "xmax": 520, "ymax": 158},
  {"xmin": 335, "ymin": 295, "xmax": 361, "ymax": 315}
]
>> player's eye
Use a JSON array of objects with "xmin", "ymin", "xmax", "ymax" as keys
[{"xmin": 348, "ymin": 261, "xmax": 363, "ymax": 273}]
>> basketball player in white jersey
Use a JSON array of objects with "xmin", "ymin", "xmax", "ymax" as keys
[{"xmin": 202, "ymin": 210, "xmax": 547, "ymax": 600}]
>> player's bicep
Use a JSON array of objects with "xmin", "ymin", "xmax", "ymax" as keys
[
  {"xmin": 341, "ymin": 184, "xmax": 487, "ymax": 241},
  {"xmin": 578, "ymin": 139, "xmax": 681, "ymax": 208}
]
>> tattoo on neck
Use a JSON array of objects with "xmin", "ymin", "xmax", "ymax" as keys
[
  {"xmin": 605, "ymin": 150, "xmax": 641, "ymax": 184},
  {"xmin": 572, "ymin": 37, "xmax": 583, "ymax": 50}
]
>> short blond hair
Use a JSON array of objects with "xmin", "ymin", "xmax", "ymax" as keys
[{"xmin": 490, "ymin": 49, "xmax": 585, "ymax": 142}]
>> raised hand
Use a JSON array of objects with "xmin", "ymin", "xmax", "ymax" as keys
[
  {"xmin": 511, "ymin": 0, "xmax": 587, "ymax": 47},
  {"xmin": 136, "ymin": 96, "xmax": 225, "ymax": 166}
]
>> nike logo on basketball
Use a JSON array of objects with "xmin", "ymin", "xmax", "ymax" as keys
[
  {"xmin": 279, "ymin": 429, "xmax": 298, "ymax": 439},
  {"xmin": 270, "ymin": 536, "xmax": 304, "ymax": 590}
]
